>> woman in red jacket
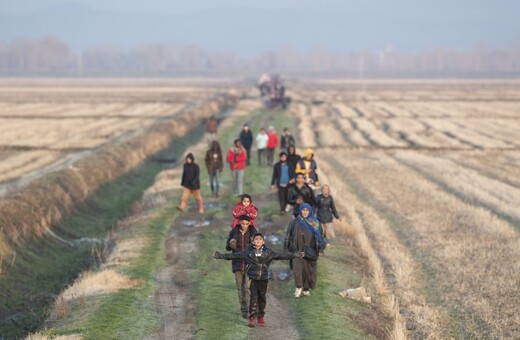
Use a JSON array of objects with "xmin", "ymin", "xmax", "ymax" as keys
[{"xmin": 226, "ymin": 139, "xmax": 247, "ymax": 196}]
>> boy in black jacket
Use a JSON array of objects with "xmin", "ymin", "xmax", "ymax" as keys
[
  {"xmin": 225, "ymin": 215, "xmax": 258, "ymax": 318},
  {"xmin": 214, "ymin": 233, "xmax": 300, "ymax": 327}
]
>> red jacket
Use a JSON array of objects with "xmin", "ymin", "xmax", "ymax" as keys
[
  {"xmin": 230, "ymin": 202, "xmax": 259, "ymax": 228},
  {"xmin": 267, "ymin": 133, "xmax": 278, "ymax": 149},
  {"xmin": 226, "ymin": 148, "xmax": 247, "ymax": 170}
]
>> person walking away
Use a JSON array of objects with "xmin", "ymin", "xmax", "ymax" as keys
[
  {"xmin": 177, "ymin": 153, "xmax": 204, "ymax": 214},
  {"xmin": 255, "ymin": 128, "xmax": 269, "ymax": 166},
  {"xmin": 205, "ymin": 115, "xmax": 219, "ymax": 147},
  {"xmin": 266, "ymin": 126, "xmax": 278, "ymax": 166},
  {"xmin": 226, "ymin": 139, "xmax": 247, "ymax": 196},
  {"xmin": 214, "ymin": 233, "xmax": 299, "ymax": 327},
  {"xmin": 284, "ymin": 203, "xmax": 325, "ymax": 297},
  {"xmin": 287, "ymin": 173, "xmax": 317, "ymax": 218},
  {"xmin": 225, "ymin": 215, "xmax": 258, "ymax": 318},
  {"xmin": 205, "ymin": 141, "xmax": 223, "ymax": 198},
  {"xmin": 280, "ymin": 128, "xmax": 295, "ymax": 152},
  {"xmin": 315, "ymin": 185, "xmax": 341, "ymax": 244},
  {"xmin": 271, "ymin": 152, "xmax": 295, "ymax": 215},
  {"xmin": 286, "ymin": 145, "xmax": 301, "ymax": 174},
  {"xmin": 230, "ymin": 194, "xmax": 259, "ymax": 228},
  {"xmin": 295, "ymin": 148, "xmax": 319, "ymax": 186},
  {"xmin": 239, "ymin": 124, "xmax": 253, "ymax": 166}
]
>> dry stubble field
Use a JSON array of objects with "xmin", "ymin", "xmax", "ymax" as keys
[
  {"xmin": 0, "ymin": 78, "xmax": 234, "ymax": 194},
  {"xmin": 291, "ymin": 80, "xmax": 520, "ymax": 339},
  {"xmin": 2, "ymin": 79, "xmax": 519, "ymax": 339}
]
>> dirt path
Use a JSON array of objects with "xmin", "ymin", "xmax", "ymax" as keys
[{"xmin": 148, "ymin": 103, "xmax": 300, "ymax": 339}]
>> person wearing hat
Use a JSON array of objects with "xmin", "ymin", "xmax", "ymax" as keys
[
  {"xmin": 214, "ymin": 232, "xmax": 300, "ymax": 327},
  {"xmin": 271, "ymin": 151, "xmax": 295, "ymax": 214},
  {"xmin": 225, "ymin": 214, "xmax": 258, "ymax": 319},
  {"xmin": 295, "ymin": 148, "xmax": 319, "ymax": 186}
]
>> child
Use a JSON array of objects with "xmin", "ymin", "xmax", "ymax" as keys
[
  {"xmin": 315, "ymin": 185, "xmax": 341, "ymax": 243},
  {"xmin": 225, "ymin": 215, "xmax": 259, "ymax": 318},
  {"xmin": 230, "ymin": 194, "xmax": 258, "ymax": 228},
  {"xmin": 214, "ymin": 233, "xmax": 299, "ymax": 327}
]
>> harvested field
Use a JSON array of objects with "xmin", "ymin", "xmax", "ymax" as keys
[
  {"xmin": 2, "ymin": 79, "xmax": 520, "ymax": 339},
  {"xmin": 0, "ymin": 79, "xmax": 233, "ymax": 190},
  {"xmin": 293, "ymin": 80, "xmax": 520, "ymax": 339}
]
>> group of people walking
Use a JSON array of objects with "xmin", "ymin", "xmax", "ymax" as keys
[{"xmin": 178, "ymin": 118, "xmax": 341, "ymax": 328}]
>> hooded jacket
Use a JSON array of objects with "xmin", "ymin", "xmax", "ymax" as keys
[
  {"xmin": 225, "ymin": 225, "xmax": 259, "ymax": 272},
  {"xmin": 181, "ymin": 153, "xmax": 200, "ymax": 190}
]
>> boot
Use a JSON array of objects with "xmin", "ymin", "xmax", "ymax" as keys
[
  {"xmin": 257, "ymin": 316, "xmax": 265, "ymax": 327},
  {"xmin": 248, "ymin": 316, "xmax": 256, "ymax": 327}
]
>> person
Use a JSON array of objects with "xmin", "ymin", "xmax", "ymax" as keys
[
  {"xmin": 204, "ymin": 140, "xmax": 223, "ymax": 198},
  {"xmin": 205, "ymin": 115, "xmax": 219, "ymax": 146},
  {"xmin": 226, "ymin": 139, "xmax": 247, "ymax": 196},
  {"xmin": 271, "ymin": 152, "xmax": 295, "ymax": 215},
  {"xmin": 214, "ymin": 232, "xmax": 299, "ymax": 327},
  {"xmin": 280, "ymin": 128, "xmax": 295, "ymax": 152},
  {"xmin": 225, "ymin": 215, "xmax": 258, "ymax": 318},
  {"xmin": 239, "ymin": 124, "xmax": 253, "ymax": 166},
  {"xmin": 295, "ymin": 148, "xmax": 319, "ymax": 186},
  {"xmin": 286, "ymin": 144, "xmax": 301, "ymax": 174},
  {"xmin": 230, "ymin": 194, "xmax": 259, "ymax": 228},
  {"xmin": 255, "ymin": 128, "xmax": 269, "ymax": 166},
  {"xmin": 284, "ymin": 203, "xmax": 325, "ymax": 298},
  {"xmin": 315, "ymin": 185, "xmax": 341, "ymax": 243},
  {"xmin": 266, "ymin": 126, "xmax": 278, "ymax": 166},
  {"xmin": 287, "ymin": 173, "xmax": 317, "ymax": 218},
  {"xmin": 177, "ymin": 153, "xmax": 204, "ymax": 214}
]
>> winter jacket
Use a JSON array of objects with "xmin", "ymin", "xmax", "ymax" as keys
[
  {"xmin": 295, "ymin": 159, "xmax": 318, "ymax": 183},
  {"xmin": 280, "ymin": 134, "xmax": 295, "ymax": 150},
  {"xmin": 286, "ymin": 152, "xmax": 300, "ymax": 175},
  {"xmin": 267, "ymin": 133, "xmax": 279, "ymax": 149},
  {"xmin": 271, "ymin": 161, "xmax": 295, "ymax": 187},
  {"xmin": 204, "ymin": 148, "xmax": 223, "ymax": 174},
  {"xmin": 239, "ymin": 130, "xmax": 253, "ymax": 150},
  {"xmin": 284, "ymin": 217, "xmax": 324, "ymax": 256},
  {"xmin": 216, "ymin": 245, "xmax": 295, "ymax": 280},
  {"xmin": 230, "ymin": 202, "xmax": 258, "ymax": 228},
  {"xmin": 225, "ymin": 226, "xmax": 259, "ymax": 272},
  {"xmin": 287, "ymin": 183, "xmax": 317, "ymax": 216},
  {"xmin": 315, "ymin": 194, "xmax": 340, "ymax": 223},
  {"xmin": 181, "ymin": 154, "xmax": 200, "ymax": 190},
  {"xmin": 226, "ymin": 148, "xmax": 247, "ymax": 170}
]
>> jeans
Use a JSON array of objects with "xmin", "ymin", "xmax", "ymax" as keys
[
  {"xmin": 249, "ymin": 279, "xmax": 268, "ymax": 317},
  {"xmin": 231, "ymin": 169, "xmax": 244, "ymax": 195},
  {"xmin": 277, "ymin": 185, "xmax": 289, "ymax": 211},
  {"xmin": 234, "ymin": 271, "xmax": 250, "ymax": 315},
  {"xmin": 209, "ymin": 169, "xmax": 220, "ymax": 195},
  {"xmin": 257, "ymin": 148, "xmax": 266, "ymax": 166}
]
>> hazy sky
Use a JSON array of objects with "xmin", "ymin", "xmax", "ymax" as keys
[{"xmin": 1, "ymin": 0, "xmax": 519, "ymax": 53}]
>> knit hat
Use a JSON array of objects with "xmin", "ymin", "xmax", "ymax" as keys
[{"xmin": 304, "ymin": 149, "xmax": 314, "ymax": 158}]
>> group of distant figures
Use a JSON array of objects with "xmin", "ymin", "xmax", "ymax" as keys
[
  {"xmin": 257, "ymin": 73, "xmax": 290, "ymax": 110},
  {"xmin": 177, "ymin": 114, "xmax": 341, "ymax": 327}
]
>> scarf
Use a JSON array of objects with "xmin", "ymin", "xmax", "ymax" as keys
[{"xmin": 298, "ymin": 203, "xmax": 321, "ymax": 240}]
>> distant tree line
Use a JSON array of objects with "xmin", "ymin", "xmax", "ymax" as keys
[{"xmin": 1, "ymin": 37, "xmax": 519, "ymax": 77}]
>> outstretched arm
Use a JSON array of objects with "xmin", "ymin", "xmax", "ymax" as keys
[
  {"xmin": 271, "ymin": 250, "xmax": 298, "ymax": 260},
  {"xmin": 213, "ymin": 251, "xmax": 245, "ymax": 260}
]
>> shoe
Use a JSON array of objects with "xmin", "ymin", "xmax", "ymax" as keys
[
  {"xmin": 294, "ymin": 287, "xmax": 302, "ymax": 298},
  {"xmin": 248, "ymin": 316, "xmax": 256, "ymax": 327},
  {"xmin": 303, "ymin": 290, "xmax": 311, "ymax": 296},
  {"xmin": 257, "ymin": 316, "xmax": 265, "ymax": 327},
  {"xmin": 176, "ymin": 205, "xmax": 184, "ymax": 212}
]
